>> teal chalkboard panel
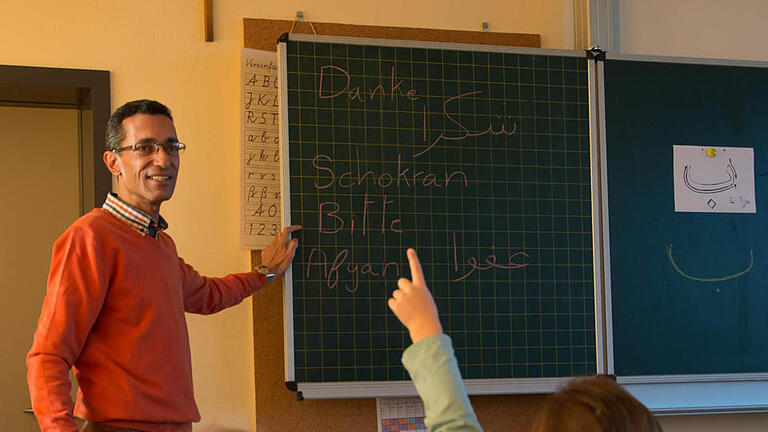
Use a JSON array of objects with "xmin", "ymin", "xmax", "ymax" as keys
[
  {"xmin": 281, "ymin": 35, "xmax": 596, "ymax": 390},
  {"xmin": 604, "ymin": 59, "xmax": 768, "ymax": 376}
]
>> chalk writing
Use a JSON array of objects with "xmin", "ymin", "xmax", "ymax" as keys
[
  {"xmin": 415, "ymin": 90, "xmax": 518, "ymax": 157},
  {"xmin": 318, "ymin": 194, "xmax": 402, "ymax": 236},
  {"xmin": 312, "ymin": 150, "xmax": 468, "ymax": 191},
  {"xmin": 289, "ymin": 61, "xmax": 534, "ymax": 292},
  {"xmin": 318, "ymin": 65, "xmax": 418, "ymax": 102},
  {"xmin": 305, "ymin": 72, "xmax": 530, "ymax": 291},
  {"xmin": 306, "ymin": 248, "xmax": 401, "ymax": 293},
  {"xmin": 450, "ymin": 233, "xmax": 530, "ymax": 282},
  {"xmin": 666, "ymin": 244, "xmax": 754, "ymax": 283}
]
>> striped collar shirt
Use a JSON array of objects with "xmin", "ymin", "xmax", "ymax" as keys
[{"xmin": 102, "ymin": 193, "xmax": 169, "ymax": 239}]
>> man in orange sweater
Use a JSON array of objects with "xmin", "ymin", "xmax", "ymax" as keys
[{"xmin": 27, "ymin": 99, "xmax": 300, "ymax": 432}]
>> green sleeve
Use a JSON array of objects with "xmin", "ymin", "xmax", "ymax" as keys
[{"xmin": 402, "ymin": 334, "xmax": 483, "ymax": 432}]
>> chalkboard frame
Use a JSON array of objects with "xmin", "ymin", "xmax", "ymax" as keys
[
  {"xmin": 278, "ymin": 33, "xmax": 604, "ymax": 399},
  {"xmin": 599, "ymin": 53, "xmax": 768, "ymax": 413}
]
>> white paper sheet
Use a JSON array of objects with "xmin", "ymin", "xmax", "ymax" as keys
[{"xmin": 673, "ymin": 145, "xmax": 755, "ymax": 213}]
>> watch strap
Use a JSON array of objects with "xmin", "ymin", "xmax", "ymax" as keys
[{"xmin": 256, "ymin": 265, "xmax": 276, "ymax": 283}]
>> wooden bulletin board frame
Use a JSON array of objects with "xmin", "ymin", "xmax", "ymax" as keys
[{"xmin": 247, "ymin": 18, "xmax": 547, "ymax": 431}]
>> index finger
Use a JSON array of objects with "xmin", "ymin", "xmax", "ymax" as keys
[
  {"xmin": 282, "ymin": 225, "xmax": 302, "ymax": 237},
  {"xmin": 406, "ymin": 248, "xmax": 425, "ymax": 287}
]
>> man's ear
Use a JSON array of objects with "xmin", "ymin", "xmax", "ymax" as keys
[{"xmin": 103, "ymin": 151, "xmax": 122, "ymax": 177}]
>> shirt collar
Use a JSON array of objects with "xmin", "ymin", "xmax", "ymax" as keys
[{"xmin": 102, "ymin": 193, "xmax": 168, "ymax": 239}]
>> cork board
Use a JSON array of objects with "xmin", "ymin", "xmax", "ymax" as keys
[{"xmin": 249, "ymin": 17, "xmax": 545, "ymax": 431}]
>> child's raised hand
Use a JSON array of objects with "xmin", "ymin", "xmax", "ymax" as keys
[{"xmin": 388, "ymin": 248, "xmax": 442, "ymax": 343}]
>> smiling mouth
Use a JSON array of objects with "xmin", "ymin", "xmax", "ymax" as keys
[{"xmin": 148, "ymin": 175, "xmax": 172, "ymax": 181}]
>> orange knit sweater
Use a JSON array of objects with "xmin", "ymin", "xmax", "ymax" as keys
[{"xmin": 27, "ymin": 209, "xmax": 265, "ymax": 432}]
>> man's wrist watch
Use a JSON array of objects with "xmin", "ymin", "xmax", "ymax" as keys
[{"xmin": 256, "ymin": 265, "xmax": 276, "ymax": 283}]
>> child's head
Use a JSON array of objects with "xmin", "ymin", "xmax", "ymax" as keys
[{"xmin": 533, "ymin": 376, "xmax": 663, "ymax": 432}]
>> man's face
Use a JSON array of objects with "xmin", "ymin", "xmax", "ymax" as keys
[{"xmin": 104, "ymin": 114, "xmax": 180, "ymax": 217}]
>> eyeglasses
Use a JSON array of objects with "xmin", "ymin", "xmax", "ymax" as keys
[{"xmin": 114, "ymin": 141, "xmax": 186, "ymax": 157}]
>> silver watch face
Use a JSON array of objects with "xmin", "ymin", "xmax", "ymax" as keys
[{"xmin": 257, "ymin": 265, "xmax": 275, "ymax": 282}]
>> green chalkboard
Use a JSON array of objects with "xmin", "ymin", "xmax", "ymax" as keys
[
  {"xmin": 281, "ymin": 35, "xmax": 596, "ymax": 389},
  {"xmin": 604, "ymin": 58, "xmax": 768, "ymax": 376}
]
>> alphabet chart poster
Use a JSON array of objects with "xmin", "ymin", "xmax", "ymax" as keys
[
  {"xmin": 282, "ymin": 37, "xmax": 596, "ymax": 383},
  {"xmin": 241, "ymin": 48, "xmax": 282, "ymax": 248}
]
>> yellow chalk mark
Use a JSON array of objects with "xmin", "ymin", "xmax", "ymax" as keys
[{"xmin": 667, "ymin": 244, "xmax": 753, "ymax": 282}]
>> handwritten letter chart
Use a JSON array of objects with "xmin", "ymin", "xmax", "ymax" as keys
[
  {"xmin": 241, "ymin": 48, "xmax": 281, "ymax": 248},
  {"xmin": 283, "ymin": 39, "xmax": 596, "ymax": 383}
]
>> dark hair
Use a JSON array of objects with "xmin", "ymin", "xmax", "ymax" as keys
[
  {"xmin": 105, "ymin": 99, "xmax": 173, "ymax": 151},
  {"xmin": 533, "ymin": 377, "xmax": 663, "ymax": 432}
]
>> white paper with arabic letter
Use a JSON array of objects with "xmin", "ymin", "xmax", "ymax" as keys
[{"xmin": 673, "ymin": 145, "xmax": 755, "ymax": 213}]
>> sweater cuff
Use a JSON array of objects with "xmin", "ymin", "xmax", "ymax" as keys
[{"xmin": 401, "ymin": 333, "xmax": 453, "ymax": 376}]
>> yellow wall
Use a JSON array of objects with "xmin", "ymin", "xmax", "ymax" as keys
[
  {"xmin": 1, "ymin": 1, "xmax": 571, "ymax": 430},
  {"xmin": 617, "ymin": 0, "xmax": 768, "ymax": 61}
]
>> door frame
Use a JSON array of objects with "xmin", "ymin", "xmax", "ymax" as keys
[{"xmin": 0, "ymin": 65, "xmax": 110, "ymax": 212}]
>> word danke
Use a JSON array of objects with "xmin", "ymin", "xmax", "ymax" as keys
[{"xmin": 318, "ymin": 65, "xmax": 418, "ymax": 102}]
